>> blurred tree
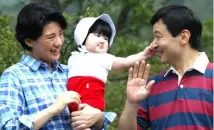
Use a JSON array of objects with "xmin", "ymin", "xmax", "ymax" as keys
[
  {"xmin": 201, "ymin": 19, "xmax": 213, "ymax": 61},
  {"xmin": 0, "ymin": 15, "xmax": 24, "ymax": 75}
]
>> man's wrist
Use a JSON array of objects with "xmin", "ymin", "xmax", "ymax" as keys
[{"xmin": 125, "ymin": 100, "xmax": 138, "ymax": 111}]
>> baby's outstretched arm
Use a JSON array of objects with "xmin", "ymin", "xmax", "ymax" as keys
[{"xmin": 111, "ymin": 45, "xmax": 156, "ymax": 70}]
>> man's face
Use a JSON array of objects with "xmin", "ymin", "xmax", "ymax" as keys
[
  {"xmin": 28, "ymin": 22, "xmax": 64, "ymax": 65},
  {"xmin": 151, "ymin": 19, "xmax": 181, "ymax": 64}
]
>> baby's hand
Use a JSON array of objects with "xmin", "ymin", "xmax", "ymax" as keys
[{"xmin": 143, "ymin": 44, "xmax": 158, "ymax": 60}]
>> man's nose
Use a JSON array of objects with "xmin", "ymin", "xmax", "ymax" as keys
[{"xmin": 151, "ymin": 40, "xmax": 158, "ymax": 49}]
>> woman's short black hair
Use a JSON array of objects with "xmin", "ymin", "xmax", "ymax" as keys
[{"xmin": 15, "ymin": 2, "xmax": 67, "ymax": 51}]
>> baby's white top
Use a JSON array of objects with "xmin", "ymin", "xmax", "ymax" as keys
[{"xmin": 68, "ymin": 52, "xmax": 116, "ymax": 83}]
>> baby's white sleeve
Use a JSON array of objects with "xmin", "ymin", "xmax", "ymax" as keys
[{"xmin": 99, "ymin": 53, "xmax": 116, "ymax": 70}]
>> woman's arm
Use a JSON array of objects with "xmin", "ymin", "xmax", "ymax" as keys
[
  {"xmin": 0, "ymin": 71, "xmax": 35, "ymax": 129},
  {"xmin": 0, "ymin": 71, "xmax": 81, "ymax": 130},
  {"xmin": 34, "ymin": 91, "xmax": 81, "ymax": 130}
]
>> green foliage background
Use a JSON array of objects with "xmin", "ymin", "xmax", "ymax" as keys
[{"xmin": 0, "ymin": 0, "xmax": 213, "ymax": 129}]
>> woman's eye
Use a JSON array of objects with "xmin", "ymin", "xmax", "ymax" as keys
[{"xmin": 47, "ymin": 36, "xmax": 55, "ymax": 39}]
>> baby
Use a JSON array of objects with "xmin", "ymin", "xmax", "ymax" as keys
[{"xmin": 67, "ymin": 14, "xmax": 153, "ymax": 112}]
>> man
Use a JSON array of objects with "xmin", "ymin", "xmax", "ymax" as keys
[
  {"xmin": 0, "ymin": 2, "xmax": 115, "ymax": 130},
  {"xmin": 118, "ymin": 5, "xmax": 213, "ymax": 130}
]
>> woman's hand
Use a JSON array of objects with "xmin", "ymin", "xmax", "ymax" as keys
[{"xmin": 51, "ymin": 91, "xmax": 81, "ymax": 115}]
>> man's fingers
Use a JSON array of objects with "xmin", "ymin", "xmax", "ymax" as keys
[
  {"xmin": 138, "ymin": 60, "xmax": 145, "ymax": 78},
  {"xmin": 143, "ymin": 64, "xmax": 150, "ymax": 80},
  {"xmin": 146, "ymin": 80, "xmax": 155, "ymax": 92},
  {"xmin": 128, "ymin": 67, "xmax": 133, "ymax": 81},
  {"xmin": 138, "ymin": 62, "xmax": 143, "ymax": 78},
  {"xmin": 133, "ymin": 62, "xmax": 140, "ymax": 78}
]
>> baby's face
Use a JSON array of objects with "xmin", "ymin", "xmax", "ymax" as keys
[{"xmin": 84, "ymin": 33, "xmax": 109, "ymax": 53}]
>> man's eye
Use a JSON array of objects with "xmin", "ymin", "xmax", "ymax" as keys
[{"xmin": 156, "ymin": 36, "xmax": 161, "ymax": 39}]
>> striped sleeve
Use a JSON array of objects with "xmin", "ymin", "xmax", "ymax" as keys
[
  {"xmin": 137, "ymin": 98, "xmax": 150, "ymax": 130},
  {"xmin": 136, "ymin": 76, "xmax": 158, "ymax": 130}
]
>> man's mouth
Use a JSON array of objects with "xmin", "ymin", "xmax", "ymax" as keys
[{"xmin": 156, "ymin": 50, "xmax": 163, "ymax": 56}]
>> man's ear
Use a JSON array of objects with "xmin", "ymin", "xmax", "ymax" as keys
[
  {"xmin": 180, "ymin": 29, "xmax": 191, "ymax": 45},
  {"xmin": 24, "ymin": 38, "xmax": 34, "ymax": 47}
]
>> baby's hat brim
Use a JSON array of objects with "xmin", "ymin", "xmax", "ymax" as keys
[{"xmin": 74, "ymin": 14, "xmax": 116, "ymax": 47}]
